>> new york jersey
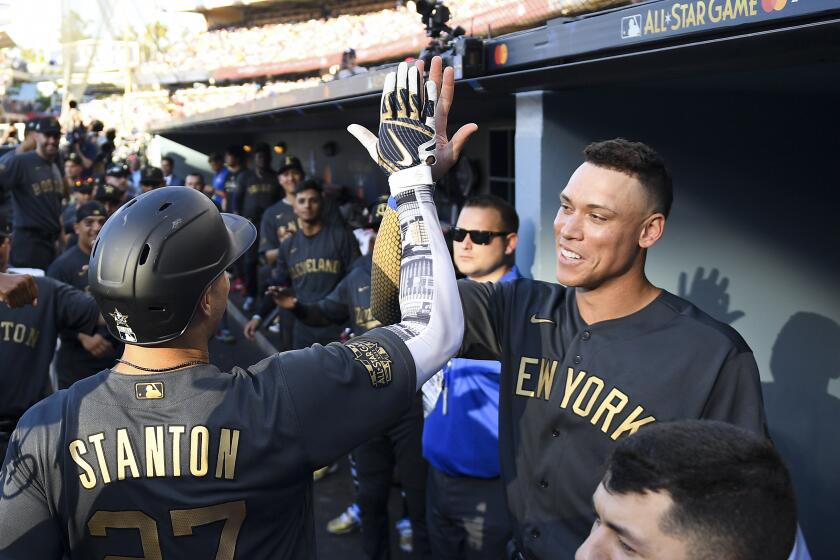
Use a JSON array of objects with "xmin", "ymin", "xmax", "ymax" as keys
[
  {"xmin": 459, "ymin": 279, "xmax": 766, "ymax": 558},
  {"xmin": 0, "ymin": 329, "xmax": 415, "ymax": 559}
]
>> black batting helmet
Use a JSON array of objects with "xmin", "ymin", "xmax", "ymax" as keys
[{"xmin": 88, "ymin": 186, "xmax": 256, "ymax": 345}]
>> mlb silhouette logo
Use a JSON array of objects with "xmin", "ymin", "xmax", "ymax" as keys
[
  {"xmin": 136, "ymin": 382, "xmax": 165, "ymax": 400},
  {"xmin": 621, "ymin": 15, "xmax": 642, "ymax": 39}
]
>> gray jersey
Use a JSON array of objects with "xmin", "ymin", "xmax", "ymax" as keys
[
  {"xmin": 459, "ymin": 280, "xmax": 767, "ymax": 558},
  {"xmin": 0, "ymin": 329, "xmax": 415, "ymax": 559},
  {"xmin": 258, "ymin": 199, "xmax": 297, "ymax": 256},
  {"xmin": 0, "ymin": 151, "xmax": 63, "ymax": 236}
]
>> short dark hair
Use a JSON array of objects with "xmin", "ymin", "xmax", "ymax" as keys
[
  {"xmin": 604, "ymin": 420, "xmax": 796, "ymax": 560},
  {"xmin": 69, "ymin": 100, "xmax": 78, "ymax": 109},
  {"xmin": 208, "ymin": 152, "xmax": 223, "ymax": 163},
  {"xmin": 225, "ymin": 145, "xmax": 244, "ymax": 161},
  {"xmin": 462, "ymin": 194, "xmax": 519, "ymax": 233},
  {"xmin": 185, "ymin": 172, "xmax": 205, "ymax": 186},
  {"xmin": 294, "ymin": 179, "xmax": 322, "ymax": 196},
  {"xmin": 161, "ymin": 156, "xmax": 174, "ymax": 167},
  {"xmin": 584, "ymin": 139, "xmax": 673, "ymax": 218}
]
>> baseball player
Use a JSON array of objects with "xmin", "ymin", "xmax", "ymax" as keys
[
  {"xmin": 269, "ymin": 195, "xmax": 432, "ymax": 558},
  {"xmin": 357, "ymin": 62, "xmax": 768, "ymax": 558},
  {"xmin": 0, "ymin": 62, "xmax": 462, "ymax": 557},
  {"xmin": 47, "ymin": 201, "xmax": 121, "ymax": 389},
  {"xmin": 0, "ymin": 117, "xmax": 65, "ymax": 270},
  {"xmin": 0, "ymin": 211, "xmax": 100, "ymax": 458},
  {"xmin": 246, "ymin": 179, "xmax": 359, "ymax": 349},
  {"xmin": 259, "ymin": 155, "xmax": 304, "ymax": 267}
]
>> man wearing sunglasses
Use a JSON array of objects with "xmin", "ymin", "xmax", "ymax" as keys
[{"xmin": 423, "ymin": 194, "xmax": 520, "ymax": 560}]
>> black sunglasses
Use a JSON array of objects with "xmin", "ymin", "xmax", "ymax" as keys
[{"xmin": 451, "ymin": 227, "xmax": 510, "ymax": 245}]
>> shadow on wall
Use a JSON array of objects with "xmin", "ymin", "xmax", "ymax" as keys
[
  {"xmin": 677, "ymin": 267, "xmax": 745, "ymax": 324},
  {"xmin": 763, "ymin": 312, "xmax": 840, "ymax": 559}
]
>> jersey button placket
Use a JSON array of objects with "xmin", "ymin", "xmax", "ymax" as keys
[
  {"xmin": 581, "ymin": 330, "xmax": 591, "ymax": 341},
  {"xmin": 539, "ymin": 480, "xmax": 549, "ymax": 489},
  {"xmin": 573, "ymin": 355, "xmax": 582, "ymax": 364},
  {"xmin": 530, "ymin": 528, "xmax": 541, "ymax": 540}
]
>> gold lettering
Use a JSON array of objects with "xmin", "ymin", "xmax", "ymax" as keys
[
  {"xmin": 684, "ymin": 2, "xmax": 696, "ymax": 27},
  {"xmin": 190, "ymin": 426, "xmax": 209, "ymax": 477},
  {"xmin": 12, "ymin": 324, "xmax": 25, "ymax": 343},
  {"xmin": 749, "ymin": 0, "xmax": 757, "ymax": 15},
  {"xmin": 610, "ymin": 406, "xmax": 656, "ymax": 440},
  {"xmin": 116, "ymin": 428, "xmax": 140, "ymax": 480},
  {"xmin": 572, "ymin": 376, "xmax": 605, "ymax": 417},
  {"xmin": 722, "ymin": 0, "xmax": 734, "ymax": 20},
  {"xmin": 32, "ymin": 182, "xmax": 41, "ymax": 196},
  {"xmin": 709, "ymin": 0, "xmax": 721, "ymax": 22},
  {"xmin": 88, "ymin": 432, "xmax": 111, "ymax": 484},
  {"xmin": 671, "ymin": 3, "xmax": 682, "ymax": 29},
  {"xmin": 515, "ymin": 357, "xmax": 538, "ymax": 398},
  {"xmin": 734, "ymin": 0, "xmax": 749, "ymax": 17},
  {"xmin": 590, "ymin": 387, "xmax": 630, "ymax": 433},
  {"xmin": 696, "ymin": 0, "xmax": 706, "ymax": 24},
  {"xmin": 559, "ymin": 368, "xmax": 587, "ymax": 409},
  {"xmin": 215, "ymin": 428, "xmax": 240, "ymax": 480},
  {"xmin": 68, "ymin": 440, "xmax": 97, "ymax": 490},
  {"xmin": 145, "ymin": 426, "xmax": 166, "ymax": 478},
  {"xmin": 0, "ymin": 321, "xmax": 12, "ymax": 339},
  {"xmin": 644, "ymin": 10, "xmax": 656, "ymax": 34},
  {"xmin": 25, "ymin": 327, "xmax": 39, "ymax": 348},
  {"xmin": 536, "ymin": 359, "xmax": 558, "ymax": 401},
  {"xmin": 169, "ymin": 425, "xmax": 185, "ymax": 477}
]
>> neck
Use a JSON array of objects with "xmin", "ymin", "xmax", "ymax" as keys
[
  {"xmin": 469, "ymin": 264, "xmax": 513, "ymax": 284},
  {"xmin": 574, "ymin": 272, "xmax": 661, "ymax": 325},
  {"xmin": 114, "ymin": 344, "xmax": 209, "ymax": 375},
  {"xmin": 284, "ymin": 193, "xmax": 296, "ymax": 204},
  {"xmin": 78, "ymin": 243, "xmax": 92, "ymax": 256},
  {"xmin": 299, "ymin": 220, "xmax": 322, "ymax": 236}
]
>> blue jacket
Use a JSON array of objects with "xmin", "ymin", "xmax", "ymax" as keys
[{"xmin": 422, "ymin": 266, "xmax": 522, "ymax": 478}]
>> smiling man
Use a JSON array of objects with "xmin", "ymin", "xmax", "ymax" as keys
[{"xmin": 444, "ymin": 139, "xmax": 768, "ymax": 558}]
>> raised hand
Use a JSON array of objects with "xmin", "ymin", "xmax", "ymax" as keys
[{"xmin": 348, "ymin": 61, "xmax": 438, "ymax": 189}]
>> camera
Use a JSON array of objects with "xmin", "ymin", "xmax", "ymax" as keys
[{"xmin": 415, "ymin": 1, "xmax": 483, "ymax": 79}]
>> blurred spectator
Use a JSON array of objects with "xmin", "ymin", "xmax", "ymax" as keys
[
  {"xmin": 127, "ymin": 155, "xmax": 143, "ymax": 198},
  {"xmin": 208, "ymin": 152, "xmax": 229, "ymax": 210},
  {"xmin": 62, "ymin": 100, "xmax": 84, "ymax": 132},
  {"xmin": 139, "ymin": 166, "xmax": 165, "ymax": 193},
  {"xmin": 185, "ymin": 172, "xmax": 217, "ymax": 203},
  {"xmin": 63, "ymin": 153, "xmax": 84, "ymax": 190},
  {"xmin": 161, "ymin": 155, "xmax": 182, "ymax": 186},
  {"xmin": 1, "ymin": 125, "xmax": 20, "ymax": 147},
  {"xmin": 105, "ymin": 164, "xmax": 131, "ymax": 199},
  {"xmin": 66, "ymin": 125, "xmax": 98, "ymax": 175},
  {"xmin": 61, "ymin": 176, "xmax": 95, "ymax": 246},
  {"xmin": 337, "ymin": 48, "xmax": 368, "ymax": 79},
  {"xmin": 223, "ymin": 145, "xmax": 246, "ymax": 213}
]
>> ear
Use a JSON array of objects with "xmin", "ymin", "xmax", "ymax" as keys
[
  {"xmin": 504, "ymin": 232, "xmax": 519, "ymax": 256},
  {"xmin": 639, "ymin": 213, "xmax": 665, "ymax": 249},
  {"xmin": 197, "ymin": 286, "xmax": 213, "ymax": 319}
]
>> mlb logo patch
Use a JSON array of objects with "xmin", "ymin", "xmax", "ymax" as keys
[
  {"xmin": 621, "ymin": 15, "xmax": 642, "ymax": 39},
  {"xmin": 136, "ymin": 382, "xmax": 165, "ymax": 400}
]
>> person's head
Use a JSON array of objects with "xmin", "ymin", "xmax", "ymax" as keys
[
  {"xmin": 94, "ymin": 181, "xmax": 127, "ymax": 216},
  {"xmin": 73, "ymin": 201, "xmax": 107, "ymax": 254},
  {"xmin": 0, "ymin": 212, "xmax": 11, "ymax": 272},
  {"xmin": 68, "ymin": 100, "xmax": 78, "ymax": 110},
  {"xmin": 555, "ymin": 139, "xmax": 671, "ymax": 290},
  {"xmin": 33, "ymin": 117, "xmax": 61, "ymax": 160},
  {"xmin": 453, "ymin": 195, "xmax": 518, "ymax": 282},
  {"xmin": 293, "ymin": 180, "xmax": 323, "ymax": 225},
  {"xmin": 88, "ymin": 187, "xmax": 255, "ymax": 348},
  {"xmin": 128, "ymin": 154, "xmax": 142, "ymax": 171},
  {"xmin": 576, "ymin": 420, "xmax": 797, "ymax": 560},
  {"xmin": 341, "ymin": 48, "xmax": 357, "ymax": 69},
  {"xmin": 185, "ymin": 173, "xmax": 205, "ymax": 191},
  {"xmin": 64, "ymin": 153, "xmax": 84, "ymax": 180},
  {"xmin": 254, "ymin": 143, "xmax": 272, "ymax": 169},
  {"xmin": 105, "ymin": 164, "xmax": 130, "ymax": 192},
  {"xmin": 71, "ymin": 177, "xmax": 95, "ymax": 204},
  {"xmin": 208, "ymin": 152, "xmax": 224, "ymax": 173},
  {"xmin": 139, "ymin": 166, "xmax": 165, "ymax": 192},
  {"xmin": 277, "ymin": 155, "xmax": 304, "ymax": 196},
  {"xmin": 160, "ymin": 156, "xmax": 174, "ymax": 177},
  {"xmin": 224, "ymin": 145, "xmax": 244, "ymax": 170}
]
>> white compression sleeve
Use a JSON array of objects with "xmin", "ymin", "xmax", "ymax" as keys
[{"xmin": 383, "ymin": 185, "xmax": 463, "ymax": 390}]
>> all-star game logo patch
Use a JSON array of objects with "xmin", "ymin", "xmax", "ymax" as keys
[
  {"xmin": 345, "ymin": 339, "xmax": 393, "ymax": 388},
  {"xmin": 135, "ymin": 382, "xmax": 164, "ymax": 400},
  {"xmin": 110, "ymin": 308, "xmax": 137, "ymax": 342}
]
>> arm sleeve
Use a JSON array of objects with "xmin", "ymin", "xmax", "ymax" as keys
[
  {"xmin": 53, "ymin": 280, "xmax": 99, "ymax": 336},
  {"xmin": 0, "ymin": 417, "xmax": 64, "ymax": 557},
  {"xmin": 457, "ymin": 279, "xmax": 503, "ymax": 361},
  {"xmin": 381, "ymin": 185, "xmax": 463, "ymax": 390},
  {"xmin": 270, "ymin": 328, "xmax": 416, "ymax": 469},
  {"xmin": 700, "ymin": 350, "xmax": 768, "ymax": 437}
]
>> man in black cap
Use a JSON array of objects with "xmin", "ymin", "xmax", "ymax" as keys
[
  {"xmin": 63, "ymin": 153, "xmax": 84, "ymax": 190},
  {"xmin": 94, "ymin": 179, "xmax": 128, "ymax": 217},
  {"xmin": 234, "ymin": 142, "xmax": 281, "ymax": 310},
  {"xmin": 104, "ymin": 163, "xmax": 131, "ymax": 198},
  {"xmin": 139, "ymin": 166, "xmax": 165, "ymax": 193},
  {"xmin": 61, "ymin": 176, "xmax": 96, "ymax": 247},
  {"xmin": 48, "ymin": 201, "xmax": 121, "ymax": 388},
  {"xmin": 0, "ymin": 116, "xmax": 65, "ymax": 270}
]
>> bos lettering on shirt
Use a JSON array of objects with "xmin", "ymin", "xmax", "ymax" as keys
[
  {"xmin": 31, "ymin": 177, "xmax": 63, "ymax": 196},
  {"xmin": 514, "ymin": 357, "xmax": 655, "ymax": 441},
  {"xmin": 68, "ymin": 425, "xmax": 242, "ymax": 489}
]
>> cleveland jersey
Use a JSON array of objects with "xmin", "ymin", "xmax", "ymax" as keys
[
  {"xmin": 459, "ymin": 279, "xmax": 766, "ymax": 558},
  {"xmin": 0, "ymin": 329, "xmax": 415, "ymax": 558}
]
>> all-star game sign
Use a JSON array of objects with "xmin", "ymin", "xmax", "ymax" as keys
[{"xmin": 110, "ymin": 309, "xmax": 138, "ymax": 343}]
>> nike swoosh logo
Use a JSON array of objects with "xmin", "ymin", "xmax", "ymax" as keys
[
  {"xmin": 530, "ymin": 314, "xmax": 555, "ymax": 325},
  {"xmin": 387, "ymin": 129, "xmax": 414, "ymax": 167},
  {"xmin": 358, "ymin": 286, "xmax": 370, "ymax": 293},
  {"xmin": 290, "ymin": 248, "xmax": 298, "ymax": 253}
]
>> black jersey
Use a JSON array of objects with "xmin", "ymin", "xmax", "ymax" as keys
[
  {"xmin": 47, "ymin": 246, "xmax": 122, "ymax": 386},
  {"xmin": 0, "ymin": 275, "xmax": 99, "ymax": 419},
  {"xmin": 234, "ymin": 168, "xmax": 281, "ymax": 223},
  {"xmin": 258, "ymin": 199, "xmax": 297, "ymax": 256},
  {"xmin": 0, "ymin": 151, "xmax": 63, "ymax": 237},
  {"xmin": 459, "ymin": 280, "xmax": 767, "ymax": 558},
  {"xmin": 293, "ymin": 253, "xmax": 380, "ymax": 337},
  {"xmin": 0, "ymin": 329, "xmax": 415, "ymax": 559}
]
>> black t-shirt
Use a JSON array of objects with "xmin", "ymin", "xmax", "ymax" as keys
[
  {"xmin": 0, "ymin": 151, "xmax": 63, "ymax": 236},
  {"xmin": 47, "ymin": 246, "xmax": 122, "ymax": 379},
  {"xmin": 234, "ymin": 168, "xmax": 280, "ymax": 223},
  {"xmin": 258, "ymin": 199, "xmax": 297, "ymax": 256},
  {"xmin": 0, "ymin": 275, "xmax": 99, "ymax": 418},
  {"xmin": 0, "ymin": 328, "xmax": 415, "ymax": 558},
  {"xmin": 459, "ymin": 279, "xmax": 767, "ymax": 558}
]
